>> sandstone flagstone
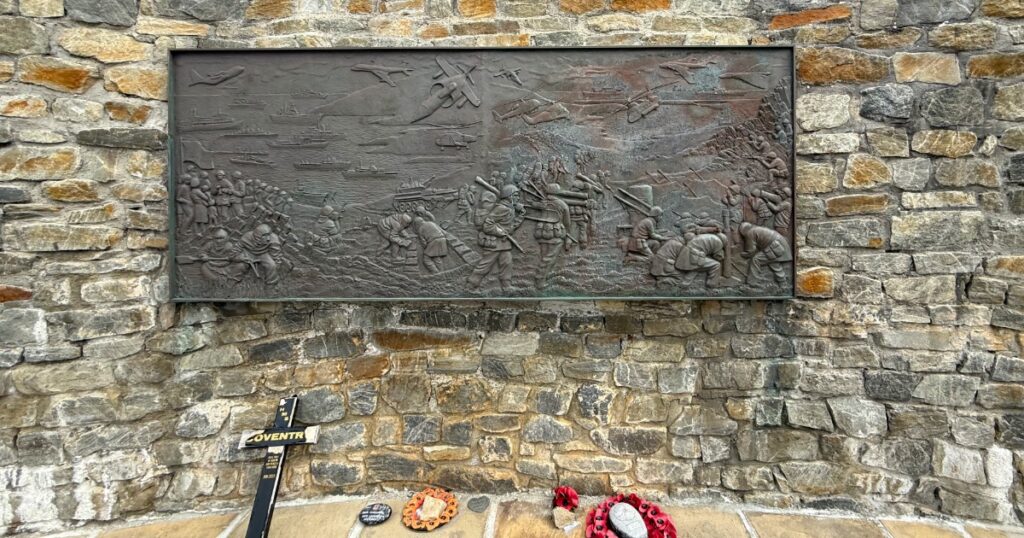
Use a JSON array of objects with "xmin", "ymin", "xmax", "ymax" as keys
[
  {"xmin": 228, "ymin": 501, "xmax": 364, "ymax": 538},
  {"xmin": 747, "ymin": 513, "xmax": 885, "ymax": 538},
  {"xmin": 100, "ymin": 513, "xmax": 237, "ymax": 537}
]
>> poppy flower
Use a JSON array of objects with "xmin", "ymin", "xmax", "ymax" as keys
[{"xmin": 553, "ymin": 485, "xmax": 580, "ymax": 511}]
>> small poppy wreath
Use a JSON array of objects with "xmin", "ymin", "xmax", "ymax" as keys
[
  {"xmin": 553, "ymin": 485, "xmax": 580, "ymax": 511},
  {"xmin": 401, "ymin": 487, "xmax": 458, "ymax": 532},
  {"xmin": 585, "ymin": 493, "xmax": 677, "ymax": 538}
]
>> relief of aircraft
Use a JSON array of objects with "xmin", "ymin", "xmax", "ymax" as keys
[
  {"xmin": 493, "ymin": 68, "xmax": 523, "ymax": 86},
  {"xmin": 188, "ymin": 65, "xmax": 245, "ymax": 86},
  {"xmin": 410, "ymin": 58, "xmax": 482, "ymax": 123},
  {"xmin": 351, "ymin": 64, "xmax": 414, "ymax": 87}
]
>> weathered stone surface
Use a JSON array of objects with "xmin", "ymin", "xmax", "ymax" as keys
[
  {"xmin": 891, "ymin": 211, "xmax": 984, "ymax": 250},
  {"xmin": 0, "ymin": 308, "xmax": 46, "ymax": 345},
  {"xmin": 861, "ymin": 84, "xmax": 913, "ymax": 122},
  {"xmin": 993, "ymin": 83, "xmax": 1024, "ymax": 121},
  {"xmin": 591, "ymin": 426, "xmax": 665, "ymax": 456},
  {"xmin": 902, "ymin": 191, "xmax": 976, "ymax": 210},
  {"xmin": 825, "ymin": 194, "xmax": 893, "ymax": 216},
  {"xmin": 929, "ymin": 22, "xmax": 998, "ymax": 50},
  {"xmin": 862, "ymin": 438, "xmax": 931, "ymax": 476},
  {"xmin": 50, "ymin": 305, "xmax": 155, "ymax": 341},
  {"xmin": 861, "ymin": 0, "xmax": 897, "ymax": 29},
  {"xmin": 797, "ymin": 133, "xmax": 860, "ymax": 154},
  {"xmin": 59, "ymin": 28, "xmax": 151, "ymax": 63},
  {"xmin": 913, "ymin": 374, "xmax": 980, "ymax": 406},
  {"xmin": 402, "ymin": 414, "xmax": 441, "ymax": 444},
  {"xmin": 866, "ymin": 128, "xmax": 909, "ymax": 157},
  {"xmin": 136, "ymin": 16, "xmax": 210, "ymax": 36},
  {"xmin": 856, "ymin": 28, "xmax": 922, "ymax": 49},
  {"xmin": 577, "ymin": 383, "xmax": 614, "ymax": 424},
  {"xmin": 911, "ymin": 130, "xmax": 977, "ymax": 158},
  {"xmin": 522, "ymin": 415, "xmax": 572, "ymax": 443},
  {"xmin": 18, "ymin": 56, "xmax": 98, "ymax": 94},
  {"xmin": 895, "ymin": 0, "xmax": 974, "ymax": 25},
  {"xmin": 151, "ymin": 0, "xmax": 246, "ymax": 21},
  {"xmin": 865, "ymin": 371, "xmax": 920, "ymax": 401},
  {"xmin": 4, "ymin": 223, "xmax": 122, "ymax": 252},
  {"xmin": 843, "ymin": 153, "xmax": 891, "ymax": 189},
  {"xmin": 796, "ymin": 267, "xmax": 834, "ymax": 298},
  {"xmin": 919, "ymin": 87, "xmax": 984, "ymax": 127},
  {"xmin": 796, "ymin": 161, "xmax": 837, "ymax": 194},
  {"xmin": 53, "ymin": 98, "xmax": 103, "ymax": 123},
  {"xmin": 828, "ymin": 397, "xmax": 887, "ymax": 438},
  {"xmin": 967, "ymin": 53, "xmax": 1024, "ymax": 78},
  {"xmin": 935, "ymin": 159, "xmax": 999, "ymax": 188},
  {"xmin": 932, "ymin": 440, "xmax": 986, "ymax": 484},
  {"xmin": 671, "ymin": 405, "xmax": 738, "ymax": 436},
  {"xmin": 175, "ymin": 400, "xmax": 230, "ymax": 438},
  {"xmin": 738, "ymin": 429, "xmax": 819, "ymax": 462},
  {"xmin": 777, "ymin": 462, "xmax": 847, "ymax": 495},
  {"xmin": 892, "ymin": 158, "xmax": 930, "ymax": 191},
  {"xmin": 66, "ymin": 0, "xmax": 136, "ymax": 25},
  {"xmin": 310, "ymin": 460, "xmax": 363, "ymax": 486},
  {"xmin": 770, "ymin": 5, "xmax": 851, "ymax": 29},
  {"xmin": 893, "ymin": 53, "xmax": 961, "ymax": 84},
  {"xmin": 0, "ymin": 17, "xmax": 48, "ymax": 55},
  {"xmin": 806, "ymin": 218, "xmax": 885, "ymax": 248},
  {"xmin": 795, "ymin": 93, "xmax": 850, "ymax": 131},
  {"xmin": 797, "ymin": 47, "xmax": 889, "ymax": 85},
  {"xmin": 0, "ymin": 95, "xmax": 46, "ymax": 118},
  {"xmin": 103, "ymin": 66, "xmax": 167, "ymax": 100},
  {"xmin": 982, "ymin": 0, "xmax": 1024, "ymax": 16}
]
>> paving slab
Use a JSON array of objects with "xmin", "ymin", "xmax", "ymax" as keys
[
  {"xmin": 967, "ymin": 525, "xmax": 1024, "ymax": 538},
  {"xmin": 98, "ymin": 513, "xmax": 237, "ymax": 538},
  {"xmin": 229, "ymin": 501, "xmax": 365, "ymax": 538},
  {"xmin": 746, "ymin": 512, "xmax": 885, "ymax": 538},
  {"xmin": 359, "ymin": 496, "xmax": 487, "ymax": 538},
  {"xmin": 662, "ymin": 506, "xmax": 748, "ymax": 538},
  {"xmin": 493, "ymin": 500, "xmax": 586, "ymax": 538},
  {"xmin": 883, "ymin": 519, "xmax": 963, "ymax": 538}
]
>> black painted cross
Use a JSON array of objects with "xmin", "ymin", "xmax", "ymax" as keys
[{"xmin": 238, "ymin": 395, "xmax": 320, "ymax": 538}]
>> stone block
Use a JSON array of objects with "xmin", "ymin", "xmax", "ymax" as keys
[{"xmin": 893, "ymin": 53, "xmax": 961, "ymax": 84}]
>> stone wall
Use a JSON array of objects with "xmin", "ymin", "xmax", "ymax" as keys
[{"xmin": 0, "ymin": 0, "xmax": 1022, "ymax": 533}]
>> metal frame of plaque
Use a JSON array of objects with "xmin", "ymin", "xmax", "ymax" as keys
[{"xmin": 168, "ymin": 47, "xmax": 795, "ymax": 301}]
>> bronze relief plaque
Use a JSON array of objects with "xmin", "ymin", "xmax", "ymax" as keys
[{"xmin": 169, "ymin": 48, "xmax": 795, "ymax": 301}]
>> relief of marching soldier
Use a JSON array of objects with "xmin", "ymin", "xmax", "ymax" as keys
[{"xmin": 468, "ymin": 181, "xmax": 525, "ymax": 293}]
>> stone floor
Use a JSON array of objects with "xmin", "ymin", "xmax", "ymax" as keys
[{"xmin": 31, "ymin": 494, "xmax": 1024, "ymax": 538}]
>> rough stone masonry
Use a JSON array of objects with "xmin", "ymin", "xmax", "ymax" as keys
[{"xmin": 0, "ymin": 0, "xmax": 1022, "ymax": 534}]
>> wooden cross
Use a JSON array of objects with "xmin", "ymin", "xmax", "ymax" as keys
[{"xmin": 238, "ymin": 395, "xmax": 320, "ymax": 538}]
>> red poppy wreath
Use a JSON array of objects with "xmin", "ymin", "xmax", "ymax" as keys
[{"xmin": 585, "ymin": 493, "xmax": 677, "ymax": 538}]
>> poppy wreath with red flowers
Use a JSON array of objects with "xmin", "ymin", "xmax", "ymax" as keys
[
  {"xmin": 585, "ymin": 493, "xmax": 677, "ymax": 538},
  {"xmin": 553, "ymin": 486, "xmax": 580, "ymax": 511}
]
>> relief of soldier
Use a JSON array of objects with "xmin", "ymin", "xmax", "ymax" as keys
[{"xmin": 468, "ymin": 183, "xmax": 524, "ymax": 292}]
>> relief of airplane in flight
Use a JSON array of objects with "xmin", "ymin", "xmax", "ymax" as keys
[
  {"xmin": 350, "ymin": 64, "xmax": 414, "ymax": 87},
  {"xmin": 410, "ymin": 57, "xmax": 482, "ymax": 123},
  {"xmin": 188, "ymin": 65, "xmax": 246, "ymax": 87}
]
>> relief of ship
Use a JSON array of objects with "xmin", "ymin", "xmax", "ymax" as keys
[
  {"xmin": 343, "ymin": 162, "xmax": 399, "ymax": 179},
  {"xmin": 266, "ymin": 135, "xmax": 329, "ymax": 149},
  {"xmin": 270, "ymin": 102, "xmax": 318, "ymax": 125},
  {"xmin": 182, "ymin": 108, "xmax": 240, "ymax": 131},
  {"xmin": 228, "ymin": 97, "xmax": 267, "ymax": 110},
  {"xmin": 293, "ymin": 157, "xmax": 353, "ymax": 170},
  {"xmin": 301, "ymin": 126, "xmax": 343, "ymax": 140},
  {"xmin": 222, "ymin": 125, "xmax": 277, "ymax": 138},
  {"xmin": 229, "ymin": 153, "xmax": 275, "ymax": 167},
  {"xmin": 292, "ymin": 89, "xmax": 328, "ymax": 99}
]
